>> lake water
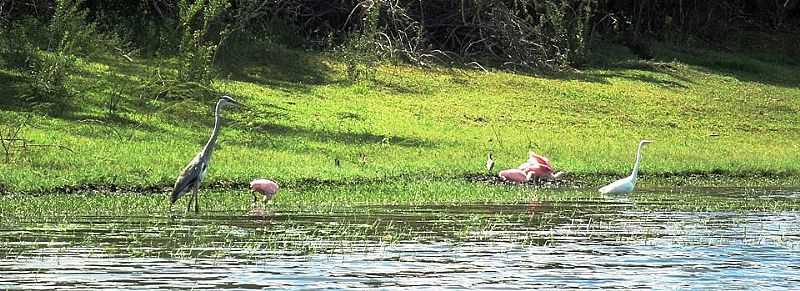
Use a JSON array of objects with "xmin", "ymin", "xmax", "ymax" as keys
[{"xmin": 1, "ymin": 188, "xmax": 799, "ymax": 289}]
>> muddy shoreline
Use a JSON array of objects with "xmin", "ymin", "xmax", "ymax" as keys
[{"xmin": 2, "ymin": 172, "xmax": 797, "ymax": 196}]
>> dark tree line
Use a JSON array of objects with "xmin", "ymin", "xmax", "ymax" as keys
[
  {"xmin": 3, "ymin": 1, "xmax": 797, "ymax": 34},
  {"xmin": 1, "ymin": 0, "xmax": 797, "ymax": 109},
  {"xmin": 1, "ymin": 0, "xmax": 798, "ymax": 68}
]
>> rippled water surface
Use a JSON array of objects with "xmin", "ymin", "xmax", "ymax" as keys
[{"xmin": 2, "ymin": 188, "xmax": 800, "ymax": 289}]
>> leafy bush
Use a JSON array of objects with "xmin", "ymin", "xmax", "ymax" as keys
[
  {"xmin": 92, "ymin": 9, "xmax": 181, "ymax": 57},
  {"xmin": 127, "ymin": 0, "xmax": 230, "ymax": 102},
  {"xmin": 50, "ymin": 0, "xmax": 102, "ymax": 56},
  {"xmin": 0, "ymin": 0, "xmax": 100, "ymax": 112},
  {"xmin": 176, "ymin": 0, "xmax": 230, "ymax": 85},
  {"xmin": 281, "ymin": 0, "xmax": 597, "ymax": 72},
  {"xmin": 0, "ymin": 19, "xmax": 73, "ymax": 113},
  {"xmin": 138, "ymin": 67, "xmax": 215, "ymax": 102},
  {"xmin": 333, "ymin": 2, "xmax": 384, "ymax": 81},
  {"xmin": 0, "ymin": 18, "xmax": 46, "ymax": 69},
  {"xmin": 24, "ymin": 52, "xmax": 75, "ymax": 114}
]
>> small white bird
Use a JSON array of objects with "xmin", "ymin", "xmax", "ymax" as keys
[
  {"xmin": 486, "ymin": 152, "xmax": 495, "ymax": 173},
  {"xmin": 599, "ymin": 140, "xmax": 653, "ymax": 194}
]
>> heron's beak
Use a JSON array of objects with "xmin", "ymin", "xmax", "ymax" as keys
[{"xmin": 231, "ymin": 100, "xmax": 248, "ymax": 110}]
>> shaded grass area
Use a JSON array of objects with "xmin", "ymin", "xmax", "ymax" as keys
[{"xmin": 0, "ymin": 43, "xmax": 798, "ymax": 193}]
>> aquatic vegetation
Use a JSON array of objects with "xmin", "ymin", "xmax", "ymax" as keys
[{"xmin": 1, "ymin": 186, "xmax": 799, "ymax": 289}]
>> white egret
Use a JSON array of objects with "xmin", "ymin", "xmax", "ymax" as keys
[
  {"xmin": 486, "ymin": 152, "xmax": 495, "ymax": 173},
  {"xmin": 598, "ymin": 140, "xmax": 653, "ymax": 194}
]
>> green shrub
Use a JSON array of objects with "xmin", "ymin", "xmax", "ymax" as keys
[
  {"xmin": 0, "ymin": 20, "xmax": 72, "ymax": 113},
  {"xmin": 24, "ymin": 52, "xmax": 74, "ymax": 114},
  {"xmin": 333, "ymin": 3, "xmax": 384, "ymax": 81},
  {"xmin": 0, "ymin": 19, "xmax": 46, "ymax": 69},
  {"xmin": 176, "ymin": 0, "xmax": 230, "ymax": 85},
  {"xmin": 488, "ymin": 0, "xmax": 596, "ymax": 71},
  {"xmin": 50, "ymin": 0, "xmax": 102, "ymax": 56},
  {"xmin": 138, "ymin": 67, "xmax": 215, "ymax": 102},
  {"xmin": 0, "ymin": 0, "xmax": 108, "ymax": 113},
  {"xmin": 94, "ymin": 11, "xmax": 180, "ymax": 57}
]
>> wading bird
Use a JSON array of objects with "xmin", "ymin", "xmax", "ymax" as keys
[
  {"xmin": 170, "ymin": 96, "xmax": 243, "ymax": 213},
  {"xmin": 522, "ymin": 163, "xmax": 566, "ymax": 180},
  {"xmin": 486, "ymin": 152, "xmax": 495, "ymax": 173},
  {"xmin": 250, "ymin": 179, "xmax": 279, "ymax": 206},
  {"xmin": 499, "ymin": 168, "xmax": 533, "ymax": 183},
  {"xmin": 599, "ymin": 140, "xmax": 653, "ymax": 194},
  {"xmin": 520, "ymin": 151, "xmax": 565, "ymax": 180}
]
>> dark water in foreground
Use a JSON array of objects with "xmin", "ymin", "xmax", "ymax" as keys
[{"xmin": 1, "ymin": 188, "xmax": 799, "ymax": 289}]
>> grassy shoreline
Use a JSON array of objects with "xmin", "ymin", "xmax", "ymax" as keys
[
  {"xmin": 2, "ymin": 177, "xmax": 799, "ymax": 220},
  {"xmin": 3, "ymin": 173, "xmax": 798, "ymax": 196},
  {"xmin": 1, "ymin": 44, "xmax": 799, "ymax": 194}
]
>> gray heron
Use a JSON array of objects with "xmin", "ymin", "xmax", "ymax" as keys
[{"xmin": 170, "ymin": 95, "xmax": 243, "ymax": 213}]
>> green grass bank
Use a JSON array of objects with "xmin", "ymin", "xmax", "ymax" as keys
[{"xmin": 1, "ymin": 44, "xmax": 799, "ymax": 194}]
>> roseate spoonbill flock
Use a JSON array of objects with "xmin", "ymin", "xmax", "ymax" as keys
[
  {"xmin": 497, "ymin": 150, "xmax": 565, "ymax": 183},
  {"xmin": 170, "ymin": 96, "xmax": 243, "ymax": 213},
  {"xmin": 599, "ymin": 140, "xmax": 653, "ymax": 194},
  {"xmin": 495, "ymin": 140, "xmax": 652, "ymax": 193}
]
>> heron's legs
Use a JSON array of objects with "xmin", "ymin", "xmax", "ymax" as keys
[
  {"xmin": 193, "ymin": 185, "xmax": 200, "ymax": 213},
  {"xmin": 186, "ymin": 191, "xmax": 193, "ymax": 212}
]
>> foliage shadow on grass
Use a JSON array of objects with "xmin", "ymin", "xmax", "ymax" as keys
[
  {"xmin": 0, "ymin": 70, "xmax": 28, "ymax": 111},
  {"xmin": 467, "ymin": 56, "xmax": 693, "ymax": 89},
  {"xmin": 571, "ymin": 58, "xmax": 695, "ymax": 89},
  {"xmin": 237, "ymin": 122, "xmax": 442, "ymax": 149},
  {"xmin": 655, "ymin": 46, "xmax": 800, "ymax": 89},
  {"xmin": 369, "ymin": 77, "xmax": 435, "ymax": 95},
  {"xmin": 218, "ymin": 46, "xmax": 341, "ymax": 94},
  {"xmin": 591, "ymin": 70, "xmax": 690, "ymax": 89},
  {"xmin": 532, "ymin": 43, "xmax": 800, "ymax": 90}
]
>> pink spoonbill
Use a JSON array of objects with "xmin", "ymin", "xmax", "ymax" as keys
[
  {"xmin": 498, "ymin": 168, "xmax": 533, "ymax": 183},
  {"xmin": 250, "ymin": 179, "xmax": 279, "ymax": 205},
  {"xmin": 519, "ymin": 151, "xmax": 565, "ymax": 180}
]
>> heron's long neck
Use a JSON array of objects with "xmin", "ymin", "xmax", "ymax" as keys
[
  {"xmin": 202, "ymin": 101, "xmax": 223, "ymax": 157},
  {"xmin": 630, "ymin": 143, "xmax": 645, "ymax": 180}
]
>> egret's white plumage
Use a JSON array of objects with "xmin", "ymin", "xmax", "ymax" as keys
[
  {"xmin": 486, "ymin": 152, "xmax": 495, "ymax": 173},
  {"xmin": 599, "ymin": 140, "xmax": 652, "ymax": 194}
]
